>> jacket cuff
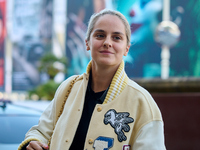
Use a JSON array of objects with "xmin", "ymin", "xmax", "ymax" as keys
[{"xmin": 18, "ymin": 138, "xmax": 40, "ymax": 150}]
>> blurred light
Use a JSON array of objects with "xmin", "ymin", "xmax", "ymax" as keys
[
  {"xmin": 155, "ymin": 21, "xmax": 181, "ymax": 48},
  {"xmin": 0, "ymin": 92, "xmax": 3, "ymax": 99},
  {"xmin": 31, "ymin": 94, "xmax": 39, "ymax": 101},
  {"xmin": 54, "ymin": 72, "xmax": 65, "ymax": 83}
]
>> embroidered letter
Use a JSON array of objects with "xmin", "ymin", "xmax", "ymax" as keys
[
  {"xmin": 93, "ymin": 136, "xmax": 114, "ymax": 150},
  {"xmin": 104, "ymin": 109, "xmax": 134, "ymax": 142}
]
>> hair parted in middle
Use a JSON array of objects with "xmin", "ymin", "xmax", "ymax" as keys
[{"xmin": 86, "ymin": 9, "xmax": 131, "ymax": 46}]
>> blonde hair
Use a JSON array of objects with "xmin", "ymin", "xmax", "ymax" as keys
[{"xmin": 86, "ymin": 9, "xmax": 131, "ymax": 46}]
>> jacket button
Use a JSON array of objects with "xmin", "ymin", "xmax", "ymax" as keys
[
  {"xmin": 65, "ymin": 139, "xmax": 69, "ymax": 142},
  {"xmin": 88, "ymin": 139, "xmax": 94, "ymax": 144},
  {"xmin": 97, "ymin": 106, "xmax": 102, "ymax": 112}
]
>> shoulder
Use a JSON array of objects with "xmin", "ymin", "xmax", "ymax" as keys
[
  {"xmin": 56, "ymin": 75, "xmax": 82, "ymax": 93},
  {"xmin": 126, "ymin": 78, "xmax": 153, "ymax": 101},
  {"xmin": 127, "ymin": 78, "xmax": 151, "ymax": 96},
  {"xmin": 126, "ymin": 78, "xmax": 162, "ymax": 121},
  {"xmin": 53, "ymin": 75, "xmax": 83, "ymax": 101}
]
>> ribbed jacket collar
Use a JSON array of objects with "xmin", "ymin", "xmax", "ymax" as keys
[{"xmin": 86, "ymin": 61, "xmax": 129, "ymax": 104}]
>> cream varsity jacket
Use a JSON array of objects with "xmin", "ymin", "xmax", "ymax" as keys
[{"xmin": 18, "ymin": 61, "xmax": 166, "ymax": 150}]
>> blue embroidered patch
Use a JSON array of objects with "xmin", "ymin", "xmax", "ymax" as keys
[
  {"xmin": 93, "ymin": 136, "xmax": 114, "ymax": 150},
  {"xmin": 104, "ymin": 109, "xmax": 134, "ymax": 142}
]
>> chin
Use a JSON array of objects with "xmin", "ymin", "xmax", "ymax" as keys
[{"xmin": 100, "ymin": 60, "xmax": 121, "ymax": 68}]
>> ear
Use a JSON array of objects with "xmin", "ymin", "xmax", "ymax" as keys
[
  {"xmin": 124, "ymin": 45, "xmax": 130, "ymax": 56},
  {"xmin": 85, "ymin": 39, "xmax": 90, "ymax": 51}
]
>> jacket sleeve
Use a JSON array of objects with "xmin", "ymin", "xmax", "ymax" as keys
[
  {"xmin": 132, "ymin": 121, "xmax": 166, "ymax": 150},
  {"xmin": 17, "ymin": 75, "xmax": 78, "ymax": 150},
  {"xmin": 17, "ymin": 99, "xmax": 55, "ymax": 150}
]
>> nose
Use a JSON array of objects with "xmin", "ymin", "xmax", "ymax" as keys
[
  {"xmin": 130, "ymin": 9, "xmax": 135, "ymax": 17},
  {"xmin": 103, "ymin": 37, "xmax": 112, "ymax": 48}
]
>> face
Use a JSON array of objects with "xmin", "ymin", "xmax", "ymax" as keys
[{"xmin": 86, "ymin": 14, "xmax": 130, "ymax": 68}]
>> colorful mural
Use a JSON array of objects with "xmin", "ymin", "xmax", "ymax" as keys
[
  {"xmin": 66, "ymin": 0, "xmax": 163, "ymax": 78},
  {"xmin": 66, "ymin": 0, "xmax": 93, "ymax": 76},
  {"xmin": 66, "ymin": 0, "xmax": 200, "ymax": 78},
  {"xmin": 169, "ymin": 1, "xmax": 200, "ymax": 77},
  {"xmin": 113, "ymin": 0, "xmax": 163, "ymax": 77}
]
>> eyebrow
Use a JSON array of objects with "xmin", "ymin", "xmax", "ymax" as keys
[{"xmin": 93, "ymin": 29, "xmax": 125, "ymax": 36}]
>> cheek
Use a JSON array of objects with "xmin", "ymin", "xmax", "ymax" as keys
[
  {"xmin": 113, "ymin": 43, "xmax": 127, "ymax": 53},
  {"xmin": 91, "ymin": 40, "xmax": 102, "ymax": 50},
  {"xmin": 90, "ymin": 41, "xmax": 99, "ymax": 56}
]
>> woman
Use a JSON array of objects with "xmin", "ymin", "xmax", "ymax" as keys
[{"xmin": 18, "ymin": 9, "xmax": 166, "ymax": 150}]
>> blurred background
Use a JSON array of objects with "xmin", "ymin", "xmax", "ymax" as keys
[{"xmin": 0, "ymin": 0, "xmax": 200, "ymax": 149}]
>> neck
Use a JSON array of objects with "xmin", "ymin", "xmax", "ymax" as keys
[{"xmin": 91, "ymin": 62, "xmax": 120, "ymax": 93}]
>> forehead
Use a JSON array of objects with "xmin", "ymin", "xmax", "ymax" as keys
[{"xmin": 93, "ymin": 14, "xmax": 126, "ymax": 33}]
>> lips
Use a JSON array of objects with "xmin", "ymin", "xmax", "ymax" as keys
[
  {"xmin": 131, "ymin": 23, "xmax": 142, "ymax": 33},
  {"xmin": 100, "ymin": 50, "xmax": 113, "ymax": 54}
]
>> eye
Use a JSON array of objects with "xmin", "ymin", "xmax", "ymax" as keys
[
  {"xmin": 113, "ymin": 36, "xmax": 121, "ymax": 40},
  {"xmin": 96, "ymin": 34, "xmax": 105, "ymax": 38}
]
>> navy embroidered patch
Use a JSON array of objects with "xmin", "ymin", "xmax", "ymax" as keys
[
  {"xmin": 93, "ymin": 136, "xmax": 114, "ymax": 150},
  {"xmin": 104, "ymin": 109, "xmax": 134, "ymax": 142}
]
